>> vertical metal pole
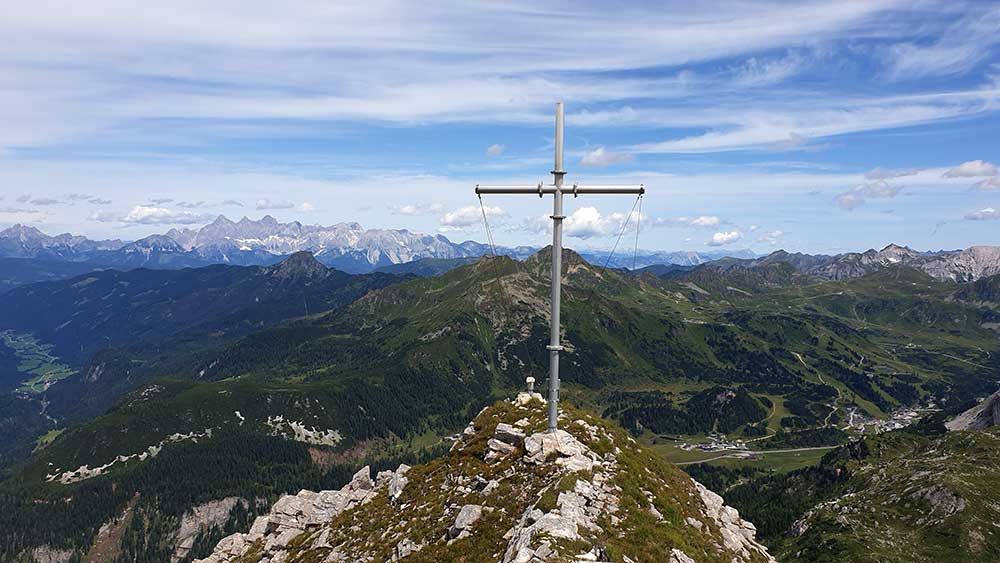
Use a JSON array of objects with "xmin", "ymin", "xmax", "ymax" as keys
[{"xmin": 547, "ymin": 102, "xmax": 566, "ymax": 433}]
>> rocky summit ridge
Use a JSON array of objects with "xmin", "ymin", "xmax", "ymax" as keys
[{"xmin": 196, "ymin": 395, "xmax": 774, "ymax": 563}]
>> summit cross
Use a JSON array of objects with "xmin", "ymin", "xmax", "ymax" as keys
[{"xmin": 474, "ymin": 102, "xmax": 645, "ymax": 433}]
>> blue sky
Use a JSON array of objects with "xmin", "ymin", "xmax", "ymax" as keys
[{"xmin": 1, "ymin": 0, "xmax": 999, "ymax": 254}]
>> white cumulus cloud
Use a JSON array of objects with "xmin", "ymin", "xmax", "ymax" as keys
[
  {"xmin": 522, "ymin": 207, "xmax": 638, "ymax": 239},
  {"xmin": 91, "ymin": 205, "xmax": 211, "ymax": 225},
  {"xmin": 688, "ymin": 215, "xmax": 721, "ymax": 227},
  {"xmin": 564, "ymin": 207, "xmax": 615, "ymax": 238},
  {"xmin": 486, "ymin": 144, "xmax": 505, "ymax": 157},
  {"xmin": 708, "ymin": 231, "xmax": 743, "ymax": 246},
  {"xmin": 440, "ymin": 204, "xmax": 504, "ymax": 229}
]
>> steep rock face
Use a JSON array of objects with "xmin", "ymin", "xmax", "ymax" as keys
[
  {"xmin": 946, "ymin": 390, "xmax": 1000, "ymax": 431},
  {"xmin": 197, "ymin": 395, "xmax": 775, "ymax": 563},
  {"xmin": 923, "ymin": 246, "xmax": 1000, "ymax": 282},
  {"xmin": 173, "ymin": 497, "xmax": 247, "ymax": 562}
]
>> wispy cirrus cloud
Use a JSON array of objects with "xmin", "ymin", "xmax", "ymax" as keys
[
  {"xmin": 650, "ymin": 215, "xmax": 723, "ymax": 228},
  {"xmin": 944, "ymin": 160, "xmax": 998, "ymax": 178},
  {"xmin": 390, "ymin": 202, "xmax": 444, "ymax": 216},
  {"xmin": 973, "ymin": 177, "xmax": 1000, "ymax": 191},
  {"xmin": 865, "ymin": 167, "xmax": 919, "ymax": 180},
  {"xmin": 255, "ymin": 199, "xmax": 316, "ymax": 211},
  {"xmin": 835, "ymin": 180, "xmax": 903, "ymax": 210},
  {"xmin": 883, "ymin": 4, "xmax": 1000, "ymax": 81},
  {"xmin": 29, "ymin": 197, "xmax": 62, "ymax": 206},
  {"xmin": 580, "ymin": 147, "xmax": 634, "ymax": 168},
  {"xmin": 630, "ymin": 88, "xmax": 999, "ymax": 154},
  {"xmin": 1, "ymin": 0, "xmax": 991, "ymax": 154}
]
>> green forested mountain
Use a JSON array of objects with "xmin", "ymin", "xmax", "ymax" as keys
[
  {"xmin": 0, "ymin": 251, "xmax": 406, "ymax": 364},
  {"xmin": 1, "ymin": 248, "xmax": 998, "ymax": 561},
  {"xmin": 0, "ymin": 257, "xmax": 112, "ymax": 294},
  {"xmin": 955, "ymin": 273, "xmax": 1000, "ymax": 306},
  {"xmin": 0, "ymin": 253, "xmax": 407, "ymax": 473},
  {"xmin": 373, "ymin": 256, "xmax": 477, "ymax": 276}
]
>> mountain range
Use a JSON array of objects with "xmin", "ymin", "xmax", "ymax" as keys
[
  {"xmin": 2, "ymin": 218, "xmax": 1000, "ymax": 562},
  {"xmin": 0, "ymin": 217, "xmax": 756, "ymax": 278},
  {"xmin": 1, "ymin": 243, "xmax": 998, "ymax": 561},
  {"xmin": 0, "ymin": 218, "xmax": 527, "ymax": 274},
  {"xmin": 696, "ymin": 243, "xmax": 1000, "ymax": 283},
  {"xmin": 5, "ymin": 218, "xmax": 1000, "ymax": 290}
]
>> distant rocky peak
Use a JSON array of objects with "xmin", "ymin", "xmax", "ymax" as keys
[
  {"xmin": 880, "ymin": 243, "xmax": 912, "ymax": 253},
  {"xmin": 877, "ymin": 243, "xmax": 920, "ymax": 261},
  {"xmin": 124, "ymin": 235, "xmax": 184, "ymax": 252},
  {"xmin": 331, "ymin": 221, "xmax": 364, "ymax": 231},
  {"xmin": 268, "ymin": 251, "xmax": 328, "ymax": 278},
  {"xmin": 1, "ymin": 224, "xmax": 47, "ymax": 241},
  {"xmin": 524, "ymin": 245, "xmax": 589, "ymax": 268}
]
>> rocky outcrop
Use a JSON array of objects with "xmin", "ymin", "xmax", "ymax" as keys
[
  {"xmin": 196, "ymin": 394, "xmax": 775, "ymax": 562},
  {"xmin": 24, "ymin": 546, "xmax": 74, "ymax": 563},
  {"xmin": 172, "ymin": 497, "xmax": 245, "ymax": 562},
  {"xmin": 196, "ymin": 465, "xmax": 409, "ymax": 563},
  {"xmin": 694, "ymin": 482, "xmax": 772, "ymax": 561},
  {"xmin": 946, "ymin": 390, "xmax": 1000, "ymax": 431}
]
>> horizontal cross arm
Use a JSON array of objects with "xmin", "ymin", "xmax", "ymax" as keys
[
  {"xmin": 475, "ymin": 184, "xmax": 548, "ymax": 195},
  {"xmin": 569, "ymin": 184, "xmax": 645, "ymax": 195},
  {"xmin": 475, "ymin": 183, "xmax": 644, "ymax": 195}
]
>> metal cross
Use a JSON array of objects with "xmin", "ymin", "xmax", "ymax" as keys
[{"xmin": 475, "ymin": 102, "xmax": 644, "ymax": 433}]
